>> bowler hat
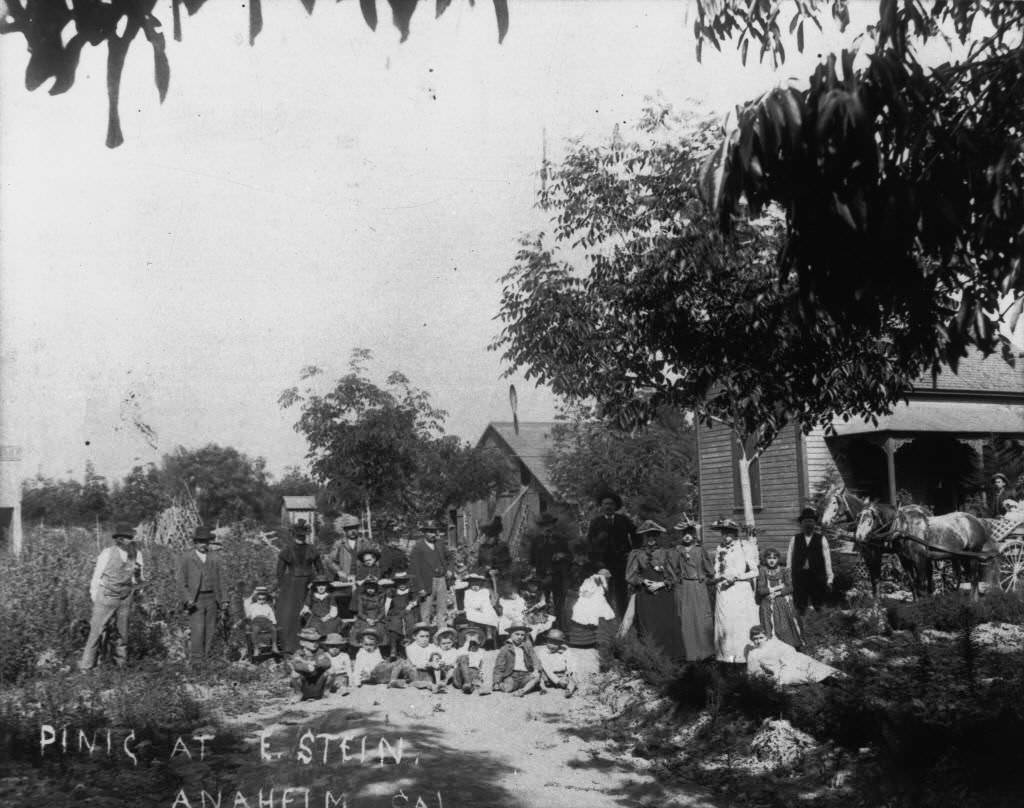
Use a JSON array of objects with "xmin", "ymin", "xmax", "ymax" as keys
[
  {"xmin": 112, "ymin": 522, "xmax": 136, "ymax": 539},
  {"xmin": 596, "ymin": 491, "xmax": 623, "ymax": 510},
  {"xmin": 479, "ymin": 516, "xmax": 503, "ymax": 538},
  {"xmin": 797, "ymin": 507, "xmax": 818, "ymax": 523},
  {"xmin": 323, "ymin": 633, "xmax": 347, "ymax": 647},
  {"xmin": 535, "ymin": 512, "xmax": 558, "ymax": 527},
  {"xmin": 193, "ymin": 525, "xmax": 216, "ymax": 543},
  {"xmin": 298, "ymin": 627, "xmax": 322, "ymax": 642},
  {"xmin": 420, "ymin": 519, "xmax": 446, "ymax": 533},
  {"xmin": 994, "ymin": 473, "xmax": 1009, "ymax": 485}
]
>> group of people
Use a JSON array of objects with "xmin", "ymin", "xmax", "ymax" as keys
[{"xmin": 78, "ymin": 494, "xmax": 840, "ymax": 690}]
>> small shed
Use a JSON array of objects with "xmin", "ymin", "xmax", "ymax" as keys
[{"xmin": 281, "ymin": 495, "xmax": 318, "ymax": 540}]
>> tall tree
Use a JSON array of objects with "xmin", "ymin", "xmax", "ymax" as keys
[
  {"xmin": 697, "ymin": 0, "xmax": 1024, "ymax": 365},
  {"xmin": 160, "ymin": 443, "xmax": 271, "ymax": 523},
  {"xmin": 493, "ymin": 108, "xmax": 933, "ymax": 527},
  {"xmin": 110, "ymin": 463, "xmax": 170, "ymax": 523}
]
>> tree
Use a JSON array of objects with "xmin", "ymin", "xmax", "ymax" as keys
[
  {"xmin": 493, "ymin": 108, "xmax": 934, "ymax": 527},
  {"xmin": 21, "ymin": 475, "xmax": 85, "ymax": 526},
  {"xmin": 0, "ymin": 0, "xmax": 510, "ymax": 149},
  {"xmin": 548, "ymin": 404, "xmax": 698, "ymax": 519},
  {"xmin": 160, "ymin": 443, "xmax": 271, "ymax": 523},
  {"xmin": 110, "ymin": 463, "xmax": 170, "ymax": 523},
  {"xmin": 696, "ymin": 0, "xmax": 1024, "ymax": 366},
  {"xmin": 79, "ymin": 461, "xmax": 112, "ymax": 522},
  {"xmin": 280, "ymin": 349, "xmax": 508, "ymax": 535}
]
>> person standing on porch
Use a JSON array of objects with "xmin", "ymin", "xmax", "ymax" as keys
[
  {"xmin": 586, "ymin": 492, "xmax": 636, "ymax": 617},
  {"xmin": 79, "ymin": 523, "xmax": 144, "ymax": 671},
  {"xmin": 409, "ymin": 519, "xmax": 450, "ymax": 627},
  {"xmin": 786, "ymin": 508, "xmax": 833, "ymax": 614}
]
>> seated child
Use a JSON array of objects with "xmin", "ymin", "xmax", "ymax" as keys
[
  {"xmin": 351, "ymin": 630, "xmax": 423, "ymax": 689},
  {"xmin": 404, "ymin": 622, "xmax": 442, "ymax": 689},
  {"xmin": 453, "ymin": 627, "xmax": 491, "ymax": 695},
  {"xmin": 348, "ymin": 577, "xmax": 388, "ymax": 647},
  {"xmin": 535, "ymin": 629, "xmax": 578, "ymax": 697},
  {"xmin": 302, "ymin": 576, "xmax": 340, "ymax": 636},
  {"xmin": 289, "ymin": 627, "xmax": 332, "ymax": 701},
  {"xmin": 321, "ymin": 632, "xmax": 352, "ymax": 696},
  {"xmin": 745, "ymin": 625, "xmax": 841, "ymax": 686},
  {"xmin": 432, "ymin": 628, "xmax": 460, "ymax": 690},
  {"xmin": 463, "ymin": 573, "xmax": 500, "ymax": 645},
  {"xmin": 352, "ymin": 548, "xmax": 382, "ymax": 591},
  {"xmin": 522, "ymin": 577, "xmax": 555, "ymax": 639},
  {"xmin": 492, "ymin": 624, "xmax": 542, "ymax": 697},
  {"xmin": 384, "ymin": 572, "xmax": 418, "ymax": 660},
  {"xmin": 496, "ymin": 582, "xmax": 527, "ymax": 641},
  {"xmin": 243, "ymin": 585, "xmax": 279, "ymax": 656},
  {"xmin": 571, "ymin": 570, "xmax": 615, "ymax": 626}
]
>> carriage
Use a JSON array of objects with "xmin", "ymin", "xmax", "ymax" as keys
[{"xmin": 982, "ymin": 513, "xmax": 1024, "ymax": 592}]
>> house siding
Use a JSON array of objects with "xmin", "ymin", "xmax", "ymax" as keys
[{"xmin": 805, "ymin": 426, "xmax": 840, "ymax": 497}]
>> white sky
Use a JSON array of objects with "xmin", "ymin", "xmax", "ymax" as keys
[{"xmin": 0, "ymin": 0, "xmax": 875, "ymax": 481}]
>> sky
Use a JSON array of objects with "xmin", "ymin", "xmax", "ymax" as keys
[{"xmin": 0, "ymin": 0, "xmax": 876, "ymax": 482}]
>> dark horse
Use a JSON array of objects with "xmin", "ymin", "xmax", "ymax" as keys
[
  {"xmin": 821, "ymin": 487, "xmax": 901, "ymax": 599},
  {"xmin": 891, "ymin": 505, "xmax": 998, "ymax": 601}
]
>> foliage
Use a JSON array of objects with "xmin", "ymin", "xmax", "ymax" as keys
[
  {"xmin": 281, "ymin": 349, "xmax": 508, "ymax": 527},
  {"xmin": 548, "ymin": 404, "xmax": 698, "ymax": 517},
  {"xmin": 21, "ymin": 462, "xmax": 111, "ymax": 526},
  {"xmin": 886, "ymin": 589, "xmax": 1024, "ymax": 632},
  {"xmin": 697, "ymin": 0, "xmax": 1024, "ymax": 366},
  {"xmin": 161, "ymin": 443, "xmax": 270, "ymax": 523},
  {"xmin": 1, "ymin": 0, "xmax": 510, "ymax": 149},
  {"xmin": 110, "ymin": 463, "xmax": 171, "ymax": 523},
  {"xmin": 492, "ymin": 107, "xmax": 933, "ymax": 456}
]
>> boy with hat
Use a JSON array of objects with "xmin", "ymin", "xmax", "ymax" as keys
[
  {"xmin": 243, "ymin": 585, "xmax": 279, "ymax": 657},
  {"xmin": 290, "ymin": 627, "xmax": 332, "ymax": 700},
  {"xmin": 786, "ymin": 508, "xmax": 833, "ymax": 615},
  {"xmin": 385, "ymin": 571, "xmax": 418, "ymax": 659},
  {"xmin": 321, "ymin": 633, "xmax": 352, "ymax": 695},
  {"xmin": 80, "ymin": 523, "xmax": 144, "ymax": 671},
  {"xmin": 453, "ymin": 627, "xmax": 491, "ymax": 695},
  {"xmin": 492, "ymin": 624, "xmax": 542, "ymax": 696},
  {"xmin": 409, "ymin": 520, "xmax": 450, "ymax": 627},
  {"xmin": 535, "ymin": 629, "xmax": 578, "ymax": 697},
  {"xmin": 177, "ymin": 525, "xmax": 230, "ymax": 664},
  {"xmin": 352, "ymin": 629, "xmax": 422, "ymax": 688}
]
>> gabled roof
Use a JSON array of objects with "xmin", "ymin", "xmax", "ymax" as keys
[
  {"xmin": 282, "ymin": 495, "xmax": 317, "ymax": 510},
  {"xmin": 478, "ymin": 421, "xmax": 557, "ymax": 496}
]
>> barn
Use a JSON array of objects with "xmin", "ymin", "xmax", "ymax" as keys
[
  {"xmin": 696, "ymin": 351, "xmax": 1024, "ymax": 557},
  {"xmin": 456, "ymin": 421, "xmax": 558, "ymax": 559}
]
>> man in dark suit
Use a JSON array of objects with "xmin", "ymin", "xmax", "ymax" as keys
[
  {"xmin": 586, "ymin": 492, "xmax": 637, "ymax": 617},
  {"xmin": 787, "ymin": 508, "xmax": 833, "ymax": 614},
  {"xmin": 178, "ymin": 525, "xmax": 230, "ymax": 663}
]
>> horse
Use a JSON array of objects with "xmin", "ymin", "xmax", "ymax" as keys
[
  {"xmin": 856, "ymin": 502, "xmax": 931, "ymax": 600},
  {"xmin": 821, "ymin": 486, "xmax": 891, "ymax": 599},
  {"xmin": 891, "ymin": 505, "xmax": 999, "ymax": 602}
]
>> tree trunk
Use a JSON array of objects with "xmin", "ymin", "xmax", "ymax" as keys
[
  {"xmin": 734, "ymin": 432, "xmax": 759, "ymax": 532},
  {"xmin": 364, "ymin": 497, "xmax": 373, "ymax": 543}
]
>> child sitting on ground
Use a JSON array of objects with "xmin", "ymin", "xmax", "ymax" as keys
[
  {"xmin": 243, "ymin": 585, "xmax": 280, "ymax": 657},
  {"xmin": 453, "ymin": 627, "xmax": 491, "ymax": 695},
  {"xmin": 321, "ymin": 633, "xmax": 352, "ymax": 696},
  {"xmin": 289, "ymin": 627, "xmax": 332, "ymax": 701},
  {"xmin": 535, "ymin": 629, "xmax": 578, "ymax": 697},
  {"xmin": 351, "ymin": 630, "xmax": 422, "ymax": 689},
  {"xmin": 492, "ymin": 624, "xmax": 542, "ymax": 697},
  {"xmin": 432, "ymin": 628, "xmax": 460, "ymax": 690},
  {"xmin": 522, "ymin": 576, "xmax": 555, "ymax": 639},
  {"xmin": 404, "ymin": 622, "xmax": 442, "ymax": 690},
  {"xmin": 384, "ymin": 572, "xmax": 418, "ymax": 660}
]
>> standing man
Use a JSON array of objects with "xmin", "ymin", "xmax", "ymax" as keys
[
  {"xmin": 178, "ymin": 525, "xmax": 229, "ymax": 664},
  {"xmin": 991, "ymin": 473, "xmax": 1015, "ymax": 517},
  {"xmin": 529, "ymin": 512, "xmax": 572, "ymax": 628},
  {"xmin": 586, "ymin": 492, "xmax": 636, "ymax": 617},
  {"xmin": 787, "ymin": 508, "xmax": 833, "ymax": 615},
  {"xmin": 325, "ymin": 514, "xmax": 362, "ymax": 582},
  {"xmin": 409, "ymin": 518, "xmax": 449, "ymax": 627},
  {"xmin": 79, "ymin": 522, "xmax": 143, "ymax": 671}
]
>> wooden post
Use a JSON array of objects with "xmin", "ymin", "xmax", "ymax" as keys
[{"xmin": 884, "ymin": 437, "xmax": 898, "ymax": 506}]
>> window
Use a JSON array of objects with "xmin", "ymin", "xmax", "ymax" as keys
[{"xmin": 731, "ymin": 438, "xmax": 762, "ymax": 510}]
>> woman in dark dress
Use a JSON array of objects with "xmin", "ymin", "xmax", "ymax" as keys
[
  {"xmin": 276, "ymin": 521, "xmax": 324, "ymax": 653},
  {"xmin": 755, "ymin": 548, "xmax": 803, "ymax": 649},
  {"xmin": 666, "ymin": 518, "xmax": 715, "ymax": 661},
  {"xmin": 625, "ymin": 520, "xmax": 684, "ymax": 659}
]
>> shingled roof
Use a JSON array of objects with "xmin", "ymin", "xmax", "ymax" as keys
[
  {"xmin": 282, "ymin": 495, "xmax": 317, "ymax": 511},
  {"xmin": 917, "ymin": 349, "xmax": 1024, "ymax": 397},
  {"xmin": 478, "ymin": 422, "xmax": 557, "ymax": 496}
]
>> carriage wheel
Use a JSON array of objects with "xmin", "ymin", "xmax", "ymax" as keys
[{"xmin": 998, "ymin": 541, "xmax": 1024, "ymax": 593}]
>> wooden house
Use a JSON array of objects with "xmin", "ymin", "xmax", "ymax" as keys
[
  {"xmin": 697, "ymin": 352, "xmax": 1024, "ymax": 557},
  {"xmin": 457, "ymin": 421, "xmax": 558, "ymax": 559},
  {"xmin": 280, "ymin": 495, "xmax": 318, "ymax": 540}
]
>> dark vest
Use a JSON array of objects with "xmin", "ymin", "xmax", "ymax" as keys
[{"xmin": 791, "ymin": 533, "xmax": 826, "ymax": 576}]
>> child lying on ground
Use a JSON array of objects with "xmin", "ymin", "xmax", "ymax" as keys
[{"xmin": 745, "ymin": 625, "xmax": 842, "ymax": 686}]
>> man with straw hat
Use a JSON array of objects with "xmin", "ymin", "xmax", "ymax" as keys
[
  {"xmin": 79, "ymin": 522, "xmax": 144, "ymax": 671},
  {"xmin": 178, "ymin": 524, "xmax": 230, "ymax": 664}
]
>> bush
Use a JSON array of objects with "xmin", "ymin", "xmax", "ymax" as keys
[
  {"xmin": 600, "ymin": 631, "xmax": 685, "ymax": 689},
  {"xmin": 887, "ymin": 590, "xmax": 1024, "ymax": 632}
]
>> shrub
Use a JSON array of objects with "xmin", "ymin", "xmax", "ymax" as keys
[
  {"xmin": 886, "ymin": 590, "xmax": 1024, "ymax": 633},
  {"xmin": 600, "ymin": 632, "xmax": 685, "ymax": 688}
]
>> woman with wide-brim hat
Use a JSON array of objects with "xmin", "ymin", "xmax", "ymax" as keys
[
  {"xmin": 276, "ymin": 519, "xmax": 324, "ymax": 654},
  {"xmin": 712, "ymin": 518, "xmax": 759, "ymax": 664},
  {"xmin": 665, "ymin": 517, "xmax": 715, "ymax": 662},
  {"xmin": 625, "ymin": 520, "xmax": 685, "ymax": 659}
]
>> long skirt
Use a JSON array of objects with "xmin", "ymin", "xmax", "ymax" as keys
[
  {"xmin": 759, "ymin": 594, "xmax": 803, "ymax": 649},
  {"xmin": 714, "ymin": 582, "xmax": 759, "ymax": 663},
  {"xmin": 276, "ymin": 573, "xmax": 313, "ymax": 653},
  {"xmin": 674, "ymin": 581, "xmax": 715, "ymax": 662},
  {"xmin": 635, "ymin": 589, "xmax": 684, "ymax": 659}
]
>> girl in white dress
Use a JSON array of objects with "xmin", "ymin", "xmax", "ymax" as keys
[
  {"xmin": 496, "ymin": 582, "xmax": 528, "ymax": 639},
  {"xmin": 463, "ymin": 573, "xmax": 500, "ymax": 645},
  {"xmin": 571, "ymin": 569, "xmax": 616, "ymax": 625},
  {"xmin": 712, "ymin": 523, "xmax": 760, "ymax": 663}
]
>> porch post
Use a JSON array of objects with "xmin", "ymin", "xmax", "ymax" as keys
[{"xmin": 883, "ymin": 437, "xmax": 898, "ymax": 506}]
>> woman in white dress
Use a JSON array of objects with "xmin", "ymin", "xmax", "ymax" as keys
[{"xmin": 712, "ymin": 520, "xmax": 760, "ymax": 663}]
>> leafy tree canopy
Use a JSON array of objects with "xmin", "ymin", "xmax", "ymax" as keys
[
  {"xmin": 1, "ymin": 0, "xmax": 509, "ymax": 148},
  {"xmin": 493, "ymin": 106, "xmax": 934, "ymax": 454},
  {"xmin": 696, "ymin": 0, "xmax": 1024, "ymax": 366},
  {"xmin": 160, "ymin": 442, "xmax": 270, "ymax": 523}
]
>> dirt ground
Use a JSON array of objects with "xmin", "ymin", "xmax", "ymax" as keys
[{"xmin": 1, "ymin": 649, "xmax": 721, "ymax": 808}]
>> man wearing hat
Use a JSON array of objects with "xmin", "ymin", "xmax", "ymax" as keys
[
  {"xmin": 79, "ymin": 522, "xmax": 144, "ymax": 671},
  {"xmin": 325, "ymin": 514, "xmax": 362, "ymax": 584},
  {"xmin": 786, "ymin": 508, "xmax": 833, "ymax": 615},
  {"xmin": 528, "ymin": 512, "xmax": 572, "ymax": 628},
  {"xmin": 178, "ymin": 525, "xmax": 230, "ymax": 664},
  {"xmin": 586, "ymin": 492, "xmax": 637, "ymax": 618},
  {"xmin": 409, "ymin": 519, "xmax": 450, "ymax": 627},
  {"xmin": 991, "ymin": 473, "xmax": 1015, "ymax": 517},
  {"xmin": 475, "ymin": 516, "xmax": 512, "ymax": 587}
]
